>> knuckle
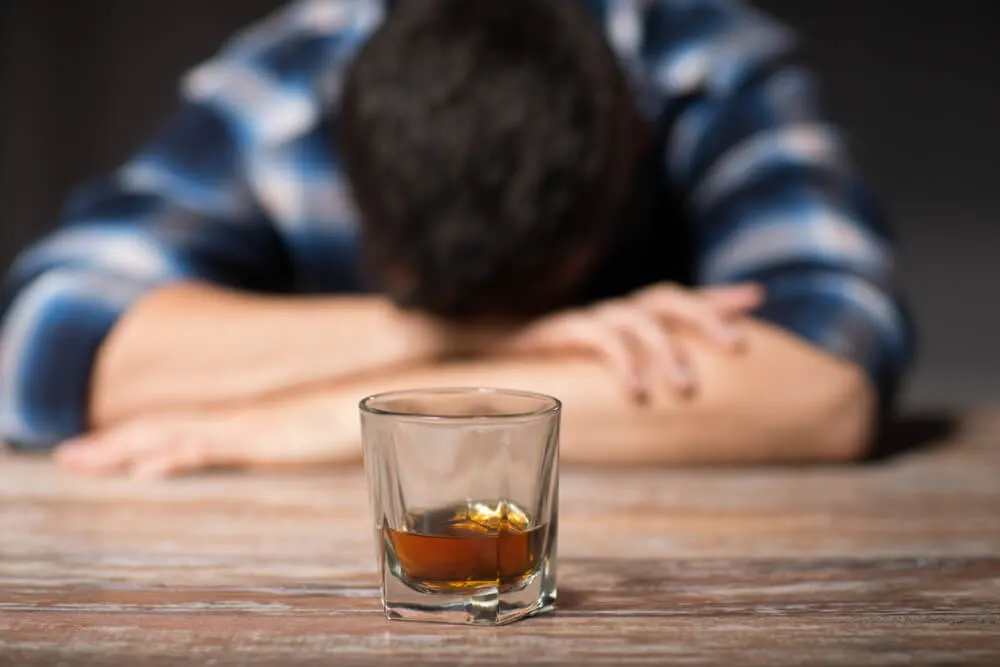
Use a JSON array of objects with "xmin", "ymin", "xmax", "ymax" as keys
[
  {"xmin": 603, "ymin": 301, "xmax": 643, "ymax": 323},
  {"xmin": 625, "ymin": 309, "xmax": 665, "ymax": 335},
  {"xmin": 564, "ymin": 316, "xmax": 598, "ymax": 340}
]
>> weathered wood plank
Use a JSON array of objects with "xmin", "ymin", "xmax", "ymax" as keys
[
  {"xmin": 2, "ymin": 412, "xmax": 1000, "ymax": 665},
  {"xmin": 3, "ymin": 613, "xmax": 1000, "ymax": 666},
  {"xmin": 3, "ymin": 557, "xmax": 999, "ymax": 617}
]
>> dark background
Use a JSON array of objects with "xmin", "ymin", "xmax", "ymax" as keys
[{"xmin": 2, "ymin": 0, "xmax": 998, "ymax": 410}]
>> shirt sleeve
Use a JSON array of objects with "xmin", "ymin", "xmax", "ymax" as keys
[
  {"xmin": 635, "ymin": 0, "xmax": 915, "ymax": 409},
  {"xmin": 0, "ymin": 0, "xmax": 388, "ymax": 449},
  {"xmin": 0, "ymin": 100, "xmax": 292, "ymax": 450}
]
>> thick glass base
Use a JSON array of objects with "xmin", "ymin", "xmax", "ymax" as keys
[{"xmin": 380, "ymin": 543, "xmax": 557, "ymax": 626}]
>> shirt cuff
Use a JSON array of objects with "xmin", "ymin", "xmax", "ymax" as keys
[{"xmin": 0, "ymin": 270, "xmax": 159, "ymax": 450}]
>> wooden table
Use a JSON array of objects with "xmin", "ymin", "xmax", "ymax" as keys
[{"xmin": 2, "ymin": 412, "xmax": 999, "ymax": 666}]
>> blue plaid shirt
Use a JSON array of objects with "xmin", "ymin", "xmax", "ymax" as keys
[{"xmin": 0, "ymin": 0, "xmax": 914, "ymax": 448}]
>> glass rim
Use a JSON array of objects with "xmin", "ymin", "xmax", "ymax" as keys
[{"xmin": 359, "ymin": 386, "xmax": 561, "ymax": 421}]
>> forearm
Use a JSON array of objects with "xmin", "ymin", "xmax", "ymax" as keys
[
  {"xmin": 90, "ymin": 282, "xmax": 445, "ymax": 428},
  {"xmin": 256, "ymin": 319, "xmax": 876, "ymax": 466}
]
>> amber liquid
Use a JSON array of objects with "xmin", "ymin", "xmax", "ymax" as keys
[{"xmin": 386, "ymin": 501, "xmax": 548, "ymax": 593}]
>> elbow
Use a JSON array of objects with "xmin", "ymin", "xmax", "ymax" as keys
[
  {"xmin": 807, "ymin": 366, "xmax": 878, "ymax": 463},
  {"xmin": 0, "ymin": 269, "xmax": 137, "ymax": 449}
]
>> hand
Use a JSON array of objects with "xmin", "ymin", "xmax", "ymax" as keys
[
  {"xmin": 499, "ymin": 282, "xmax": 764, "ymax": 400},
  {"xmin": 53, "ymin": 401, "xmax": 359, "ymax": 479}
]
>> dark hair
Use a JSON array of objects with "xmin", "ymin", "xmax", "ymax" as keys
[{"xmin": 339, "ymin": 0, "xmax": 647, "ymax": 318}]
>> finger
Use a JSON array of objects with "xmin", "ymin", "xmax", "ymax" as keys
[
  {"xmin": 53, "ymin": 436, "xmax": 100, "ymax": 469},
  {"xmin": 56, "ymin": 423, "xmax": 179, "ymax": 476},
  {"xmin": 130, "ymin": 419, "xmax": 249, "ymax": 479},
  {"xmin": 129, "ymin": 440, "xmax": 213, "ymax": 480},
  {"xmin": 54, "ymin": 433, "xmax": 141, "ymax": 475},
  {"xmin": 699, "ymin": 283, "xmax": 765, "ymax": 313},
  {"xmin": 637, "ymin": 285, "xmax": 743, "ymax": 349},
  {"xmin": 567, "ymin": 316, "xmax": 646, "ymax": 401},
  {"xmin": 599, "ymin": 305, "xmax": 692, "ymax": 395},
  {"xmin": 129, "ymin": 455, "xmax": 177, "ymax": 480}
]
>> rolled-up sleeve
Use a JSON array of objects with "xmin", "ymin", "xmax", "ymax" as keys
[
  {"xmin": 638, "ymin": 0, "xmax": 914, "ymax": 407},
  {"xmin": 0, "ymin": 271, "xmax": 160, "ymax": 447},
  {"xmin": 0, "ymin": 102, "xmax": 290, "ymax": 449},
  {"xmin": 0, "ymin": 0, "xmax": 386, "ymax": 449}
]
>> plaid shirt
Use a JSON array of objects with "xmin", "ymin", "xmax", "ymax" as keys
[{"xmin": 0, "ymin": 0, "xmax": 914, "ymax": 448}]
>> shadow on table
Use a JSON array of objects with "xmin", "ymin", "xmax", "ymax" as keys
[{"xmin": 868, "ymin": 410, "xmax": 959, "ymax": 461}]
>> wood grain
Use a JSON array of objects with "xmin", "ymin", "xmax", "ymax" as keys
[{"xmin": 2, "ymin": 411, "xmax": 1000, "ymax": 665}]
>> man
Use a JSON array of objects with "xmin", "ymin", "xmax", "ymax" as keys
[{"xmin": 0, "ymin": 0, "xmax": 913, "ymax": 478}]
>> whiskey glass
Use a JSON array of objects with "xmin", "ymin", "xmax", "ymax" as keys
[{"xmin": 360, "ymin": 387, "xmax": 560, "ymax": 626}]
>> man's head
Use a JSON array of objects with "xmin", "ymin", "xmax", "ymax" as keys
[{"xmin": 339, "ymin": 0, "xmax": 648, "ymax": 319}]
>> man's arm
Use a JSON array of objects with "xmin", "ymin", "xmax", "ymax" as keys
[
  {"xmin": 88, "ymin": 284, "xmax": 446, "ymax": 428},
  {"xmin": 0, "ymin": 98, "xmax": 285, "ymax": 449},
  {"xmin": 313, "ymin": 320, "xmax": 874, "ymax": 464},
  {"xmin": 0, "ymin": 1, "xmax": 399, "ymax": 447},
  {"xmin": 0, "ymin": 103, "xmax": 444, "ymax": 445},
  {"xmin": 632, "ymin": 2, "xmax": 914, "ymax": 430},
  {"xmin": 54, "ymin": 317, "xmax": 871, "ymax": 478}
]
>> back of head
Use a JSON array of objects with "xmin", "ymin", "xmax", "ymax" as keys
[{"xmin": 339, "ymin": 0, "xmax": 646, "ymax": 318}]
